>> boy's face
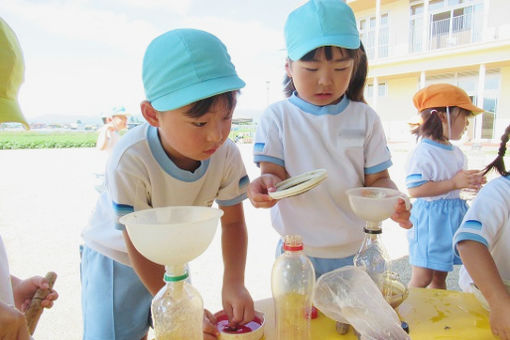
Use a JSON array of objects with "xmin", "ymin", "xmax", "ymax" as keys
[
  {"xmin": 153, "ymin": 97, "xmax": 234, "ymax": 171},
  {"xmin": 286, "ymin": 47, "xmax": 354, "ymax": 106}
]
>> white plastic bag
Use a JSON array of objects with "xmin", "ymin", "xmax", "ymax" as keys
[{"xmin": 313, "ymin": 266, "xmax": 410, "ymax": 340}]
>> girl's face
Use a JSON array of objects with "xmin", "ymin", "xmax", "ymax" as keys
[
  {"xmin": 153, "ymin": 97, "xmax": 234, "ymax": 171},
  {"xmin": 286, "ymin": 47, "xmax": 354, "ymax": 106},
  {"xmin": 446, "ymin": 109, "xmax": 470, "ymax": 141}
]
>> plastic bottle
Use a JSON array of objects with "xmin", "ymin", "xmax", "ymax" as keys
[
  {"xmin": 353, "ymin": 226, "xmax": 391, "ymax": 296},
  {"xmin": 271, "ymin": 235, "xmax": 315, "ymax": 340},
  {"xmin": 151, "ymin": 265, "xmax": 203, "ymax": 340}
]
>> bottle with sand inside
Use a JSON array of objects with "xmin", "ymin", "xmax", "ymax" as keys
[
  {"xmin": 271, "ymin": 235, "xmax": 315, "ymax": 340},
  {"xmin": 151, "ymin": 265, "xmax": 202, "ymax": 340}
]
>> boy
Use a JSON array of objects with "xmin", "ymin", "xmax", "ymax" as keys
[{"xmin": 81, "ymin": 29, "xmax": 254, "ymax": 340}]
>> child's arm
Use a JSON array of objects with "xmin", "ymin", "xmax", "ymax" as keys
[
  {"xmin": 96, "ymin": 124, "xmax": 114, "ymax": 151},
  {"xmin": 408, "ymin": 169, "xmax": 483, "ymax": 198},
  {"xmin": 218, "ymin": 203, "xmax": 255, "ymax": 327},
  {"xmin": 365, "ymin": 170, "xmax": 412, "ymax": 229},
  {"xmin": 0, "ymin": 300, "xmax": 30, "ymax": 340},
  {"xmin": 122, "ymin": 230, "xmax": 165, "ymax": 295},
  {"xmin": 247, "ymin": 162, "xmax": 287, "ymax": 208},
  {"xmin": 457, "ymin": 240, "xmax": 510, "ymax": 338}
]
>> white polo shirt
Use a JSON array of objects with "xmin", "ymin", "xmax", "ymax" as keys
[
  {"xmin": 406, "ymin": 138, "xmax": 466, "ymax": 200},
  {"xmin": 0, "ymin": 236, "xmax": 14, "ymax": 305},
  {"xmin": 82, "ymin": 123, "xmax": 249, "ymax": 265},
  {"xmin": 453, "ymin": 175, "xmax": 510, "ymax": 291},
  {"xmin": 254, "ymin": 93, "xmax": 392, "ymax": 258}
]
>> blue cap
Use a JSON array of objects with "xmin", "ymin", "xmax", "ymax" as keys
[
  {"xmin": 142, "ymin": 29, "xmax": 245, "ymax": 111},
  {"xmin": 284, "ymin": 0, "xmax": 360, "ymax": 61}
]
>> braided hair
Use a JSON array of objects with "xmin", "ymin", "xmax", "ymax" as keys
[{"xmin": 482, "ymin": 124, "xmax": 510, "ymax": 176}]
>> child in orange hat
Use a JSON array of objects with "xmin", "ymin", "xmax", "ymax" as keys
[{"xmin": 405, "ymin": 83, "xmax": 486, "ymax": 289}]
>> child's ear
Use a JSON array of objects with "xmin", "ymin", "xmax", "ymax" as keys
[
  {"xmin": 141, "ymin": 101, "xmax": 160, "ymax": 127},
  {"xmin": 437, "ymin": 110, "xmax": 448, "ymax": 124},
  {"xmin": 285, "ymin": 59, "xmax": 293, "ymax": 78}
]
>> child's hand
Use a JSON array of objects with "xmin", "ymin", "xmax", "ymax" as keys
[
  {"xmin": 203, "ymin": 309, "xmax": 219, "ymax": 340},
  {"xmin": 489, "ymin": 295, "xmax": 510, "ymax": 340},
  {"xmin": 247, "ymin": 174, "xmax": 281, "ymax": 208},
  {"xmin": 13, "ymin": 275, "xmax": 58, "ymax": 312},
  {"xmin": 391, "ymin": 198, "xmax": 413, "ymax": 229},
  {"xmin": 0, "ymin": 301, "xmax": 30, "ymax": 340},
  {"xmin": 221, "ymin": 282, "xmax": 255, "ymax": 329},
  {"xmin": 452, "ymin": 170, "xmax": 484, "ymax": 190}
]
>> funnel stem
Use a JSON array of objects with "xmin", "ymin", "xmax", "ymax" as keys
[
  {"xmin": 366, "ymin": 221, "xmax": 382, "ymax": 231},
  {"xmin": 165, "ymin": 264, "xmax": 187, "ymax": 278}
]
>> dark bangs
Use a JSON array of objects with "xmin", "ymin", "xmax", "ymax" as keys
[{"xmin": 185, "ymin": 91, "xmax": 236, "ymax": 118}]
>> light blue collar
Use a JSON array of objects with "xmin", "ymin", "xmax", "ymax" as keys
[
  {"xmin": 289, "ymin": 91, "xmax": 349, "ymax": 115},
  {"xmin": 147, "ymin": 125, "xmax": 209, "ymax": 182},
  {"xmin": 422, "ymin": 138, "xmax": 453, "ymax": 151}
]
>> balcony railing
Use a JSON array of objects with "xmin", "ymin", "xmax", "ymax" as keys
[{"xmin": 428, "ymin": 13, "xmax": 481, "ymax": 50}]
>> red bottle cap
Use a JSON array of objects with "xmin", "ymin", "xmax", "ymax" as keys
[{"xmin": 283, "ymin": 235, "xmax": 304, "ymax": 251}]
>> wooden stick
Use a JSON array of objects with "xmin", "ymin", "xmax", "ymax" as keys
[{"xmin": 25, "ymin": 271, "xmax": 57, "ymax": 335}]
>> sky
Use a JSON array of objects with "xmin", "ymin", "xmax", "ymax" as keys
[{"xmin": 1, "ymin": 0, "xmax": 307, "ymax": 121}]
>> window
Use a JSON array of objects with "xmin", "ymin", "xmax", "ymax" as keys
[
  {"xmin": 410, "ymin": 3, "xmax": 424, "ymax": 53},
  {"xmin": 428, "ymin": 1, "xmax": 482, "ymax": 50},
  {"xmin": 359, "ymin": 13, "xmax": 389, "ymax": 59},
  {"xmin": 378, "ymin": 83, "xmax": 388, "ymax": 96},
  {"xmin": 364, "ymin": 82, "xmax": 387, "ymax": 98}
]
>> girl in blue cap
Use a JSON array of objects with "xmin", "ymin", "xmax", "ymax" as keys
[
  {"xmin": 81, "ymin": 29, "xmax": 254, "ymax": 340},
  {"xmin": 248, "ymin": 0, "xmax": 411, "ymax": 278},
  {"xmin": 454, "ymin": 124, "xmax": 510, "ymax": 338}
]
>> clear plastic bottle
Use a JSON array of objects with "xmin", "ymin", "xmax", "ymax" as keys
[
  {"xmin": 353, "ymin": 225, "xmax": 391, "ymax": 296},
  {"xmin": 271, "ymin": 235, "xmax": 315, "ymax": 340},
  {"xmin": 151, "ymin": 265, "xmax": 203, "ymax": 340}
]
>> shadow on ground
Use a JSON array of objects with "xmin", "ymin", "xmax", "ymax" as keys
[{"xmin": 390, "ymin": 256, "xmax": 461, "ymax": 291}]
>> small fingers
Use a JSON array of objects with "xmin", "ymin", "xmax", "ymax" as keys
[
  {"xmin": 203, "ymin": 310, "xmax": 219, "ymax": 339},
  {"xmin": 241, "ymin": 305, "xmax": 255, "ymax": 325},
  {"xmin": 229, "ymin": 305, "xmax": 244, "ymax": 327}
]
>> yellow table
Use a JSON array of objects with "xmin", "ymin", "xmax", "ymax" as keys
[{"xmin": 255, "ymin": 288, "xmax": 496, "ymax": 340}]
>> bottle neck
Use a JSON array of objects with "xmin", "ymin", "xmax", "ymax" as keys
[
  {"xmin": 164, "ymin": 264, "xmax": 188, "ymax": 283},
  {"xmin": 365, "ymin": 221, "xmax": 382, "ymax": 231}
]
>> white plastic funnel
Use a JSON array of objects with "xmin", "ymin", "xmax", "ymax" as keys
[
  {"xmin": 119, "ymin": 206, "xmax": 223, "ymax": 266},
  {"xmin": 346, "ymin": 187, "xmax": 410, "ymax": 225}
]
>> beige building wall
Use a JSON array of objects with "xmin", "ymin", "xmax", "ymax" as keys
[{"xmin": 354, "ymin": 0, "xmax": 510, "ymax": 142}]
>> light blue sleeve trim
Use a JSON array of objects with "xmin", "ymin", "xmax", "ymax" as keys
[
  {"xmin": 112, "ymin": 202, "xmax": 134, "ymax": 230},
  {"xmin": 254, "ymin": 143, "xmax": 265, "ymax": 153},
  {"xmin": 407, "ymin": 180, "xmax": 428, "ymax": 188},
  {"xmin": 253, "ymin": 155, "xmax": 285, "ymax": 167},
  {"xmin": 216, "ymin": 193, "xmax": 247, "ymax": 206},
  {"xmin": 462, "ymin": 220, "xmax": 483, "ymax": 231},
  {"xmin": 406, "ymin": 173, "xmax": 422, "ymax": 181},
  {"xmin": 365, "ymin": 159, "xmax": 392, "ymax": 175},
  {"xmin": 453, "ymin": 232, "xmax": 489, "ymax": 257},
  {"xmin": 239, "ymin": 175, "xmax": 250, "ymax": 189}
]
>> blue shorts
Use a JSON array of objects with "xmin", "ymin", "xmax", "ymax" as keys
[
  {"xmin": 80, "ymin": 245, "xmax": 153, "ymax": 340},
  {"xmin": 276, "ymin": 239, "xmax": 355, "ymax": 278},
  {"xmin": 408, "ymin": 198, "xmax": 467, "ymax": 272}
]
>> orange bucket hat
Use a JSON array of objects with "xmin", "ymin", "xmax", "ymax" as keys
[{"xmin": 413, "ymin": 83, "xmax": 484, "ymax": 115}]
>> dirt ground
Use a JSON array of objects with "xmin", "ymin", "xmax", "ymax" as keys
[{"xmin": 0, "ymin": 142, "xmax": 498, "ymax": 339}]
